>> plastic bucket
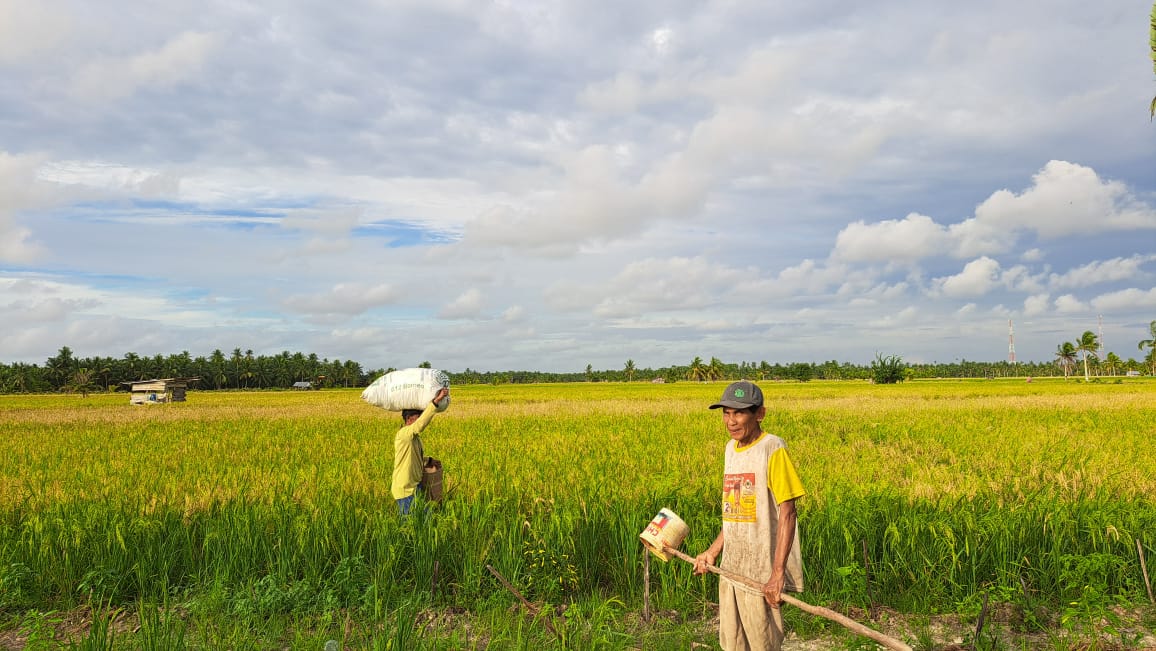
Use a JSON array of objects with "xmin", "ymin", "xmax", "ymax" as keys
[{"xmin": 639, "ymin": 508, "xmax": 689, "ymax": 561}]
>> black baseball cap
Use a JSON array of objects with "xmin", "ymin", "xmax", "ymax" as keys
[{"xmin": 709, "ymin": 381, "xmax": 764, "ymax": 409}]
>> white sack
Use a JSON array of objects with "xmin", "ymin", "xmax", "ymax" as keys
[{"xmin": 361, "ymin": 367, "xmax": 450, "ymax": 412}]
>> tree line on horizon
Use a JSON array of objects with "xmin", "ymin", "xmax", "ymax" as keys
[{"xmin": 2, "ymin": 330, "xmax": 1154, "ymax": 395}]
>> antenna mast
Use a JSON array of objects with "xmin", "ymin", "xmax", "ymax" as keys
[
  {"xmin": 1008, "ymin": 319, "xmax": 1016, "ymax": 365},
  {"xmin": 1098, "ymin": 314, "xmax": 1104, "ymax": 356}
]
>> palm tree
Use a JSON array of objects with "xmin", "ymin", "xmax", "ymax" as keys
[
  {"xmin": 1054, "ymin": 342, "xmax": 1077, "ymax": 379},
  {"xmin": 273, "ymin": 351, "xmax": 293, "ymax": 387},
  {"xmin": 145, "ymin": 354, "xmax": 165, "ymax": 379},
  {"xmin": 623, "ymin": 359, "xmax": 636, "ymax": 382},
  {"xmin": 759, "ymin": 361, "xmax": 773, "ymax": 381},
  {"xmin": 5, "ymin": 363, "xmax": 33, "ymax": 392},
  {"xmin": 1139, "ymin": 320, "xmax": 1156, "ymax": 367},
  {"xmin": 708, "ymin": 357, "xmax": 726, "ymax": 381},
  {"xmin": 686, "ymin": 356, "xmax": 708, "ymax": 382},
  {"xmin": 1150, "ymin": 2, "xmax": 1155, "ymax": 118},
  {"xmin": 93, "ymin": 358, "xmax": 112, "ymax": 392},
  {"xmin": 122, "ymin": 352, "xmax": 141, "ymax": 381},
  {"xmin": 66, "ymin": 368, "xmax": 98, "ymax": 397},
  {"xmin": 343, "ymin": 359, "xmax": 362, "ymax": 387},
  {"xmin": 1075, "ymin": 330, "xmax": 1099, "ymax": 381},
  {"xmin": 209, "ymin": 349, "xmax": 228, "ymax": 389},
  {"xmin": 1103, "ymin": 352, "xmax": 1122, "ymax": 377},
  {"xmin": 230, "ymin": 348, "xmax": 244, "ymax": 387},
  {"xmin": 253, "ymin": 357, "xmax": 271, "ymax": 388},
  {"xmin": 46, "ymin": 346, "xmax": 76, "ymax": 390}
]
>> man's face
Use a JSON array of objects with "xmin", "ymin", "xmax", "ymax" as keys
[{"xmin": 721, "ymin": 405, "xmax": 765, "ymax": 445}]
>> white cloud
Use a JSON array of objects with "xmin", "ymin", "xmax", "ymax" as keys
[
  {"xmin": 550, "ymin": 255, "xmax": 842, "ymax": 320},
  {"xmin": 969, "ymin": 160, "xmax": 1156, "ymax": 240},
  {"xmin": 844, "ymin": 161, "xmax": 1156, "ymax": 261},
  {"xmin": 2, "ymin": 296, "xmax": 99, "ymax": 325},
  {"xmin": 1048, "ymin": 255, "xmax": 1154, "ymax": 290},
  {"xmin": 832, "ymin": 213, "xmax": 950, "ymax": 263},
  {"xmin": 0, "ymin": 274, "xmax": 251, "ymax": 349},
  {"xmin": 0, "ymin": 4, "xmax": 1154, "ymax": 370},
  {"xmin": 462, "ymin": 144, "xmax": 668, "ymax": 253},
  {"xmin": 580, "ymin": 73, "xmax": 684, "ymax": 114},
  {"xmin": 1000, "ymin": 265, "xmax": 1045, "ymax": 293},
  {"xmin": 439, "ymin": 288, "xmax": 484, "ymax": 319},
  {"xmin": 1023, "ymin": 293, "xmax": 1050, "ymax": 316},
  {"xmin": 0, "ymin": 222, "xmax": 39, "ymax": 264},
  {"xmin": 589, "ymin": 257, "xmax": 745, "ymax": 318},
  {"xmin": 0, "ymin": 1, "xmax": 71, "ymax": 63},
  {"xmin": 37, "ymin": 160, "xmax": 180, "ymax": 197},
  {"xmin": 935, "ymin": 257, "xmax": 1001, "ymax": 298},
  {"xmin": 1054, "ymin": 294, "xmax": 1089, "ymax": 314},
  {"xmin": 70, "ymin": 31, "xmax": 219, "ymax": 101},
  {"xmin": 948, "ymin": 217, "xmax": 1008, "ymax": 258},
  {"xmin": 844, "ymin": 280, "xmax": 910, "ymax": 306},
  {"xmin": 0, "ymin": 152, "xmax": 57, "ymax": 263},
  {"xmin": 650, "ymin": 27, "xmax": 675, "ymax": 55},
  {"xmin": 282, "ymin": 283, "xmax": 399, "ymax": 316},
  {"xmin": 777, "ymin": 259, "xmax": 851, "ymax": 296},
  {"xmin": 279, "ymin": 206, "xmax": 365, "ymax": 258},
  {"xmin": 1090, "ymin": 287, "xmax": 1156, "ymax": 312},
  {"xmin": 867, "ymin": 306, "xmax": 918, "ymax": 328}
]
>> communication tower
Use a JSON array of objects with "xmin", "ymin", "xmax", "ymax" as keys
[
  {"xmin": 1008, "ymin": 319, "xmax": 1016, "ymax": 365},
  {"xmin": 1098, "ymin": 314, "xmax": 1104, "ymax": 356}
]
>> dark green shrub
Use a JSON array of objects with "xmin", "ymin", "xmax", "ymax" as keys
[{"xmin": 871, "ymin": 353, "xmax": 905, "ymax": 384}]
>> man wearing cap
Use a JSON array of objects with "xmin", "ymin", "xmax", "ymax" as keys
[{"xmin": 693, "ymin": 380, "xmax": 805, "ymax": 651}]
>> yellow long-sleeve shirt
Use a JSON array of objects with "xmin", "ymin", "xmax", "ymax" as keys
[{"xmin": 391, "ymin": 402, "xmax": 438, "ymax": 499}]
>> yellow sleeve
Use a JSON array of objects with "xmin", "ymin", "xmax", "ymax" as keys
[
  {"xmin": 396, "ymin": 402, "xmax": 439, "ymax": 442},
  {"xmin": 768, "ymin": 448, "xmax": 806, "ymax": 504}
]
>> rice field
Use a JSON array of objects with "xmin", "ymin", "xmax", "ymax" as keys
[{"xmin": 1, "ymin": 379, "xmax": 1155, "ymax": 649}]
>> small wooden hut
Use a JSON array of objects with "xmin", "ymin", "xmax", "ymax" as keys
[{"xmin": 123, "ymin": 378, "xmax": 198, "ymax": 405}]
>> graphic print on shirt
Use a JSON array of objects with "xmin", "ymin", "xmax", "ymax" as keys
[{"xmin": 721, "ymin": 472, "xmax": 757, "ymax": 523}]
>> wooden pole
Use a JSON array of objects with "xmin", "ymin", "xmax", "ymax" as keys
[
  {"xmin": 662, "ymin": 546, "xmax": 912, "ymax": 651},
  {"xmin": 485, "ymin": 564, "xmax": 560, "ymax": 639},
  {"xmin": 1139, "ymin": 539, "xmax": 1154, "ymax": 604},
  {"xmin": 642, "ymin": 544, "xmax": 652, "ymax": 622},
  {"xmin": 971, "ymin": 592, "xmax": 989, "ymax": 651}
]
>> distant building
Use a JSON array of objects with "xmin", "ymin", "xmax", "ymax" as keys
[
  {"xmin": 1125, "ymin": 370, "xmax": 1142, "ymax": 377},
  {"xmin": 292, "ymin": 381, "xmax": 314, "ymax": 390},
  {"xmin": 122, "ymin": 378, "xmax": 198, "ymax": 405}
]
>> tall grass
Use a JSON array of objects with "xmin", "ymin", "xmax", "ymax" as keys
[{"xmin": 1, "ymin": 379, "xmax": 1154, "ymax": 647}]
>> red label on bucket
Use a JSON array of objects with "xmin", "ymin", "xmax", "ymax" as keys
[{"xmin": 646, "ymin": 511, "xmax": 672, "ymax": 536}]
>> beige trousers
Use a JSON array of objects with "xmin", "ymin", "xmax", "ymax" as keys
[{"xmin": 718, "ymin": 578, "xmax": 785, "ymax": 651}]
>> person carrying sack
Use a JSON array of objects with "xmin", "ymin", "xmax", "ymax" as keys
[{"xmin": 391, "ymin": 386, "xmax": 449, "ymax": 514}]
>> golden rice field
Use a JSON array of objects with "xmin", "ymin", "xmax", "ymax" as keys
[{"xmin": 1, "ymin": 379, "xmax": 1155, "ymax": 649}]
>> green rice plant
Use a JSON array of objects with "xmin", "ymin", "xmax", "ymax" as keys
[
  {"xmin": 136, "ymin": 602, "xmax": 188, "ymax": 651},
  {"xmin": 63, "ymin": 605, "xmax": 117, "ymax": 651},
  {"xmin": 1, "ymin": 380, "xmax": 1154, "ymax": 648}
]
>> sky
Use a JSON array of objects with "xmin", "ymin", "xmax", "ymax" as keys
[{"xmin": 1, "ymin": 0, "xmax": 1155, "ymax": 373}]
